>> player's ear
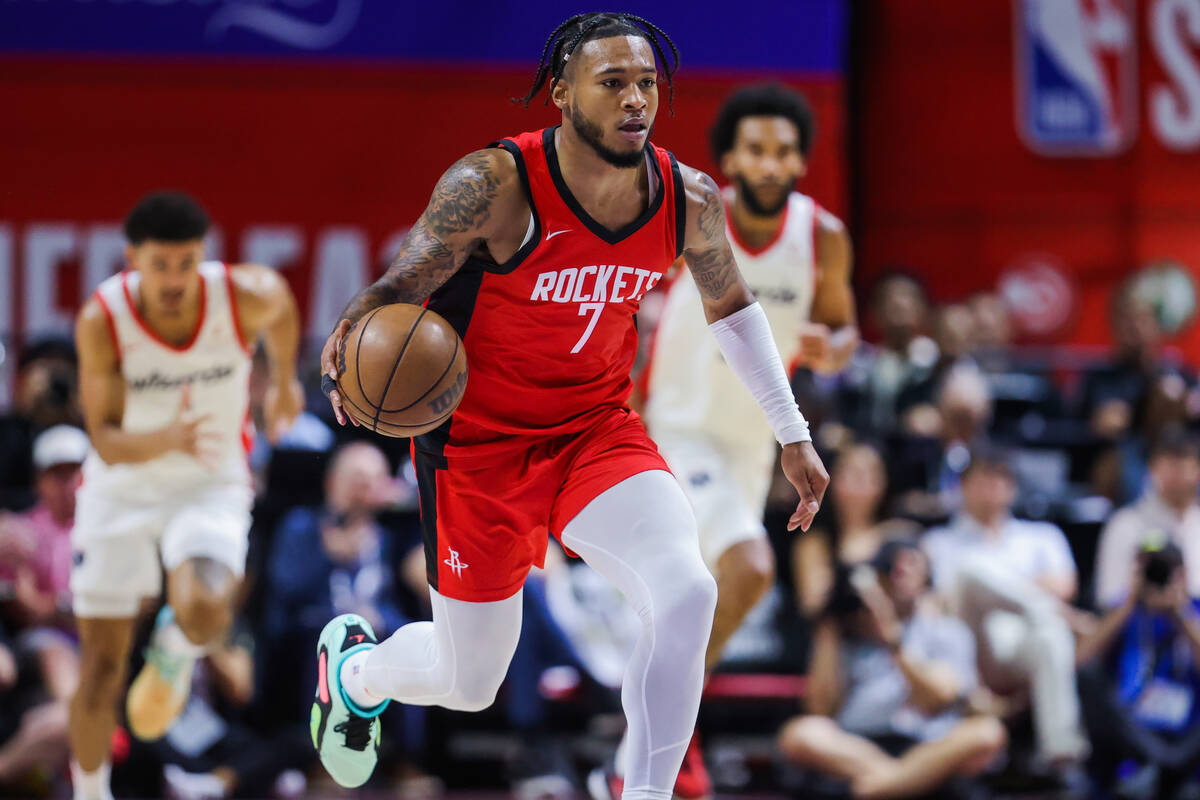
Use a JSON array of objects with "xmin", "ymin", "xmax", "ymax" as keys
[
  {"xmin": 719, "ymin": 151, "xmax": 737, "ymax": 180},
  {"xmin": 796, "ymin": 155, "xmax": 809, "ymax": 179},
  {"xmin": 123, "ymin": 244, "xmax": 138, "ymax": 271},
  {"xmin": 551, "ymin": 76, "xmax": 570, "ymax": 112}
]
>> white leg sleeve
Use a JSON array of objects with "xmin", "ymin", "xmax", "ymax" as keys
[
  {"xmin": 561, "ymin": 470, "xmax": 718, "ymax": 800},
  {"xmin": 361, "ymin": 587, "xmax": 522, "ymax": 712}
]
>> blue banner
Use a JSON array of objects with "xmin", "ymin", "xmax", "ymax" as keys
[{"xmin": 0, "ymin": 0, "xmax": 845, "ymax": 72}]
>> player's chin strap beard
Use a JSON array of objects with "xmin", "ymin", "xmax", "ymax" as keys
[
  {"xmin": 736, "ymin": 176, "xmax": 790, "ymax": 218},
  {"xmin": 568, "ymin": 106, "xmax": 647, "ymax": 169}
]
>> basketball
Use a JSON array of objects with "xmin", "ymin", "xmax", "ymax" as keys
[{"xmin": 335, "ymin": 304, "xmax": 468, "ymax": 437}]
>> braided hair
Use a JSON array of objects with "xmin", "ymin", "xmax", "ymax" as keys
[{"xmin": 515, "ymin": 12, "xmax": 680, "ymax": 113}]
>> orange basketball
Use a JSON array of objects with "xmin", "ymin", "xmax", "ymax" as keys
[{"xmin": 335, "ymin": 304, "xmax": 468, "ymax": 437}]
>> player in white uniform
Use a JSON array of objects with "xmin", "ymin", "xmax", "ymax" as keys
[
  {"xmin": 69, "ymin": 193, "xmax": 302, "ymax": 800},
  {"xmin": 645, "ymin": 84, "xmax": 858, "ymax": 672}
]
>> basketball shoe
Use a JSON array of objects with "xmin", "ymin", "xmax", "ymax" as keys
[
  {"xmin": 585, "ymin": 755, "xmax": 623, "ymax": 800},
  {"xmin": 586, "ymin": 732, "xmax": 712, "ymax": 800},
  {"xmin": 126, "ymin": 606, "xmax": 196, "ymax": 740},
  {"xmin": 673, "ymin": 732, "xmax": 713, "ymax": 799},
  {"xmin": 310, "ymin": 613, "xmax": 390, "ymax": 788}
]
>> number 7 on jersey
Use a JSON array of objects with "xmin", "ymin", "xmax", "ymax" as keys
[{"xmin": 572, "ymin": 302, "xmax": 605, "ymax": 353}]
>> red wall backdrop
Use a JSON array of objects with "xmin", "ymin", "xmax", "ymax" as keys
[
  {"xmin": 855, "ymin": 0, "xmax": 1200, "ymax": 358},
  {"xmin": 0, "ymin": 59, "xmax": 845, "ymax": 349}
]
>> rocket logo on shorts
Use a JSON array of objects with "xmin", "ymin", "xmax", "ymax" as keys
[{"xmin": 444, "ymin": 548, "xmax": 469, "ymax": 578}]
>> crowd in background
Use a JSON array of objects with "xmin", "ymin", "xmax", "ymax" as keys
[{"xmin": 0, "ymin": 268, "xmax": 1196, "ymax": 800}]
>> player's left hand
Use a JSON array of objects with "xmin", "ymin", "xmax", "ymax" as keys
[
  {"xmin": 264, "ymin": 376, "xmax": 305, "ymax": 444},
  {"xmin": 780, "ymin": 441, "xmax": 829, "ymax": 532}
]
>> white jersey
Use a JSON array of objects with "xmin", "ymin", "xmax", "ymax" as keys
[
  {"xmin": 645, "ymin": 190, "xmax": 819, "ymax": 445},
  {"xmin": 83, "ymin": 261, "xmax": 253, "ymax": 500}
]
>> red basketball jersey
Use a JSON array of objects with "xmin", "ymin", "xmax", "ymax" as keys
[{"xmin": 419, "ymin": 126, "xmax": 685, "ymax": 462}]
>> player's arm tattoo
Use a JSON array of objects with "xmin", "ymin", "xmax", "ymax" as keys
[
  {"xmin": 682, "ymin": 169, "xmax": 751, "ymax": 310},
  {"xmin": 341, "ymin": 150, "xmax": 504, "ymax": 322}
]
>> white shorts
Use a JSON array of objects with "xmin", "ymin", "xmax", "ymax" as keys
[
  {"xmin": 654, "ymin": 433, "xmax": 775, "ymax": 570},
  {"xmin": 70, "ymin": 481, "xmax": 253, "ymax": 618}
]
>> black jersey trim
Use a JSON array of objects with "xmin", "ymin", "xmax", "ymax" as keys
[
  {"xmin": 669, "ymin": 152, "xmax": 686, "ymax": 259},
  {"xmin": 411, "ymin": 263, "xmax": 486, "ymax": 591},
  {"xmin": 542, "ymin": 125, "xmax": 665, "ymax": 245},
  {"xmin": 413, "ymin": 448, "xmax": 447, "ymax": 592},
  {"xmin": 413, "ymin": 264, "xmax": 485, "ymax": 457},
  {"xmin": 483, "ymin": 138, "xmax": 541, "ymax": 275}
]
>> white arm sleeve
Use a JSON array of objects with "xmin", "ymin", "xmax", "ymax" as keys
[{"xmin": 708, "ymin": 302, "xmax": 811, "ymax": 444}]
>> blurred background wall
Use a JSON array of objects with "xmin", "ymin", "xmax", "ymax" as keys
[
  {"xmin": 1, "ymin": 0, "xmax": 1197, "ymax": 391},
  {"xmin": 0, "ymin": 0, "xmax": 847, "ymax": 397},
  {"xmin": 853, "ymin": 0, "xmax": 1200, "ymax": 355}
]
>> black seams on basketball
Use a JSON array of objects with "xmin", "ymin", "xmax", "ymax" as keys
[{"xmin": 335, "ymin": 304, "xmax": 468, "ymax": 437}]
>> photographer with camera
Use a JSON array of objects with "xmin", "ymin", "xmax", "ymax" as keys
[
  {"xmin": 1096, "ymin": 427, "xmax": 1200, "ymax": 610},
  {"xmin": 1076, "ymin": 542, "xmax": 1200, "ymax": 800},
  {"xmin": 778, "ymin": 539, "xmax": 1006, "ymax": 799}
]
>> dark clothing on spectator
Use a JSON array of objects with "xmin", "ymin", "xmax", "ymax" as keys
[
  {"xmin": 264, "ymin": 508, "xmax": 407, "ymax": 639},
  {"xmin": 836, "ymin": 344, "xmax": 938, "ymax": 437},
  {"xmin": 1114, "ymin": 600, "xmax": 1200, "ymax": 733},
  {"xmin": 1080, "ymin": 600, "xmax": 1200, "ymax": 793},
  {"xmin": 1080, "ymin": 357, "xmax": 1193, "ymax": 437},
  {"xmin": 0, "ymin": 418, "xmax": 33, "ymax": 512}
]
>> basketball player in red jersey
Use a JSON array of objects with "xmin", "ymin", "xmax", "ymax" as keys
[{"xmin": 310, "ymin": 14, "xmax": 829, "ymax": 800}]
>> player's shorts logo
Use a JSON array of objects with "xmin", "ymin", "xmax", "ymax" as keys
[
  {"xmin": 1015, "ymin": 0, "xmax": 1137, "ymax": 155},
  {"xmin": 444, "ymin": 548, "xmax": 469, "ymax": 578}
]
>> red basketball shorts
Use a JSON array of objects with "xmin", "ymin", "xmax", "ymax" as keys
[{"xmin": 411, "ymin": 408, "xmax": 669, "ymax": 602}]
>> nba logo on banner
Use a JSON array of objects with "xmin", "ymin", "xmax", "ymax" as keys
[{"xmin": 1014, "ymin": 0, "xmax": 1137, "ymax": 156}]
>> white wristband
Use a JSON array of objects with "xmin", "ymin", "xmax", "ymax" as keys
[{"xmin": 708, "ymin": 303, "xmax": 811, "ymax": 444}]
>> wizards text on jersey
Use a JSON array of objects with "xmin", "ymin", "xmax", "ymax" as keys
[{"xmin": 128, "ymin": 364, "xmax": 237, "ymax": 392}]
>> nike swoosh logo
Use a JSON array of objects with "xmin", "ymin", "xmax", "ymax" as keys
[
  {"xmin": 545, "ymin": 229, "xmax": 571, "ymax": 241},
  {"xmin": 317, "ymin": 648, "xmax": 330, "ymax": 705}
]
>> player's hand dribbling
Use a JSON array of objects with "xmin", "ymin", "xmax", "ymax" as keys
[
  {"xmin": 265, "ymin": 376, "xmax": 305, "ymax": 443},
  {"xmin": 321, "ymin": 319, "xmax": 359, "ymax": 427},
  {"xmin": 780, "ymin": 441, "xmax": 829, "ymax": 532}
]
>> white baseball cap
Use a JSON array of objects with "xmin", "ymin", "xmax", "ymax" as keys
[{"xmin": 33, "ymin": 425, "xmax": 89, "ymax": 470}]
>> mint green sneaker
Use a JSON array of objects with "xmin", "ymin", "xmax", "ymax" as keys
[
  {"xmin": 127, "ymin": 606, "xmax": 196, "ymax": 741},
  {"xmin": 311, "ymin": 614, "xmax": 390, "ymax": 788}
]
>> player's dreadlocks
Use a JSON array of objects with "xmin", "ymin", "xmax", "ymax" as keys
[{"xmin": 515, "ymin": 12, "xmax": 680, "ymax": 113}]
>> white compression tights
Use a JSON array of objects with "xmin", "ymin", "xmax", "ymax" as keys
[{"xmin": 359, "ymin": 469, "xmax": 717, "ymax": 800}]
